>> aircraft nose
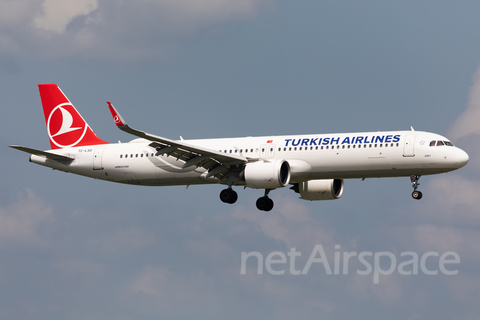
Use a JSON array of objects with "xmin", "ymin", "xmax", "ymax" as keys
[{"xmin": 455, "ymin": 149, "xmax": 469, "ymax": 168}]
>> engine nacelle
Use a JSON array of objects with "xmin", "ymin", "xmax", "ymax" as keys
[
  {"xmin": 298, "ymin": 179, "xmax": 344, "ymax": 200},
  {"xmin": 242, "ymin": 160, "xmax": 291, "ymax": 189}
]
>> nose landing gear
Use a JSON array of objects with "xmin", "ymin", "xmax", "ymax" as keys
[{"xmin": 410, "ymin": 175, "xmax": 423, "ymax": 200}]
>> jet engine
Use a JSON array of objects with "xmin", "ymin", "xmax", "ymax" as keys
[
  {"xmin": 294, "ymin": 179, "xmax": 344, "ymax": 200},
  {"xmin": 242, "ymin": 159, "xmax": 291, "ymax": 189}
]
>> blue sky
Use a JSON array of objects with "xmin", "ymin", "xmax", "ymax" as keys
[{"xmin": 2, "ymin": 1, "xmax": 480, "ymax": 319}]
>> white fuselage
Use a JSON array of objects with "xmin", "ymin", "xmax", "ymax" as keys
[{"xmin": 30, "ymin": 130, "xmax": 469, "ymax": 187}]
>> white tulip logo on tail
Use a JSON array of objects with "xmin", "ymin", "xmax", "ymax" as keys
[{"xmin": 47, "ymin": 103, "xmax": 88, "ymax": 148}]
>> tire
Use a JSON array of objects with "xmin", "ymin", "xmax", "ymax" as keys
[
  {"xmin": 256, "ymin": 196, "xmax": 274, "ymax": 211},
  {"xmin": 220, "ymin": 189, "xmax": 237, "ymax": 204},
  {"xmin": 264, "ymin": 198, "xmax": 274, "ymax": 211},
  {"xmin": 412, "ymin": 191, "xmax": 423, "ymax": 200}
]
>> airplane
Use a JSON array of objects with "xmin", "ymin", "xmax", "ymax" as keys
[{"xmin": 10, "ymin": 84, "xmax": 469, "ymax": 211}]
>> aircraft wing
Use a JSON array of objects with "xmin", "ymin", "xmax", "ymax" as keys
[
  {"xmin": 107, "ymin": 102, "xmax": 248, "ymax": 181},
  {"xmin": 9, "ymin": 145, "xmax": 75, "ymax": 161}
]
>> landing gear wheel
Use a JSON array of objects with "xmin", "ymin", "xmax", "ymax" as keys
[
  {"xmin": 410, "ymin": 175, "xmax": 423, "ymax": 200},
  {"xmin": 412, "ymin": 191, "xmax": 423, "ymax": 200},
  {"xmin": 256, "ymin": 196, "xmax": 274, "ymax": 211},
  {"xmin": 220, "ymin": 188, "xmax": 238, "ymax": 204}
]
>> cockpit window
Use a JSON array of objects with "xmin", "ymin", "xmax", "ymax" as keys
[{"xmin": 430, "ymin": 140, "xmax": 454, "ymax": 147}]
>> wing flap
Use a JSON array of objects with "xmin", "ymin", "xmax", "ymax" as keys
[{"xmin": 107, "ymin": 102, "xmax": 247, "ymax": 180}]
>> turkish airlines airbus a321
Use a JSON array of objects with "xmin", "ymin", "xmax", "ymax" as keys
[{"xmin": 10, "ymin": 84, "xmax": 469, "ymax": 211}]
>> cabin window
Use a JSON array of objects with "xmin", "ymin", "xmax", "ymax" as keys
[
  {"xmin": 120, "ymin": 154, "xmax": 123, "ymax": 158},
  {"xmin": 141, "ymin": 154, "xmax": 143, "ymax": 157},
  {"xmin": 130, "ymin": 154, "xmax": 133, "ymax": 158}
]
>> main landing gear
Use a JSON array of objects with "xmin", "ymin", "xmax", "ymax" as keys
[
  {"xmin": 219, "ymin": 187, "xmax": 275, "ymax": 211},
  {"xmin": 220, "ymin": 187, "xmax": 238, "ymax": 204},
  {"xmin": 410, "ymin": 175, "xmax": 423, "ymax": 200},
  {"xmin": 256, "ymin": 189, "xmax": 274, "ymax": 212}
]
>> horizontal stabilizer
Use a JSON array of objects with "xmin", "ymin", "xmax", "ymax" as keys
[{"xmin": 9, "ymin": 145, "xmax": 75, "ymax": 161}]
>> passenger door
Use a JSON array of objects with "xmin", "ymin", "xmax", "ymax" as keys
[{"xmin": 403, "ymin": 134, "xmax": 416, "ymax": 157}]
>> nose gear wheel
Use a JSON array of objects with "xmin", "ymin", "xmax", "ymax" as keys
[{"xmin": 410, "ymin": 175, "xmax": 423, "ymax": 200}]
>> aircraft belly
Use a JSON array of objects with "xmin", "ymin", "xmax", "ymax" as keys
[{"xmin": 305, "ymin": 148, "xmax": 448, "ymax": 180}]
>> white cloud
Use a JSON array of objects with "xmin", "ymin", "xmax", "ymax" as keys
[
  {"xmin": 0, "ymin": 0, "xmax": 39, "ymax": 27},
  {"xmin": 130, "ymin": 265, "xmax": 172, "ymax": 297},
  {"xmin": 412, "ymin": 224, "xmax": 480, "ymax": 262},
  {"xmin": 419, "ymin": 174, "xmax": 480, "ymax": 226},
  {"xmin": 0, "ymin": 0, "xmax": 274, "ymax": 60},
  {"xmin": 348, "ymin": 273, "xmax": 405, "ymax": 304},
  {"xmin": 232, "ymin": 196, "xmax": 337, "ymax": 249},
  {"xmin": 0, "ymin": 188, "xmax": 52, "ymax": 245},
  {"xmin": 34, "ymin": 0, "xmax": 98, "ymax": 33},
  {"xmin": 449, "ymin": 63, "xmax": 480, "ymax": 140},
  {"xmin": 128, "ymin": 264, "xmax": 229, "ymax": 315}
]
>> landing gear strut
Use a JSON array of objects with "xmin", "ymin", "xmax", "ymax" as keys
[
  {"xmin": 256, "ymin": 189, "xmax": 274, "ymax": 211},
  {"xmin": 410, "ymin": 175, "xmax": 423, "ymax": 200},
  {"xmin": 220, "ymin": 188, "xmax": 238, "ymax": 204}
]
